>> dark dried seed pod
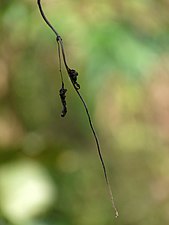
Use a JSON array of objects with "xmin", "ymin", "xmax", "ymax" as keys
[
  {"xmin": 68, "ymin": 69, "xmax": 80, "ymax": 90},
  {"xmin": 59, "ymin": 86, "xmax": 67, "ymax": 117}
]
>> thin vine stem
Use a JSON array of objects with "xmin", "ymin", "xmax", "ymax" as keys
[
  {"xmin": 37, "ymin": 0, "xmax": 69, "ymax": 69},
  {"xmin": 37, "ymin": 0, "xmax": 118, "ymax": 217},
  {"xmin": 74, "ymin": 87, "xmax": 119, "ymax": 217},
  {"xmin": 57, "ymin": 41, "xmax": 64, "ymax": 84}
]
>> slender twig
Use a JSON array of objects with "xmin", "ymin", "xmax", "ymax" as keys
[
  {"xmin": 57, "ymin": 41, "xmax": 67, "ymax": 117},
  {"xmin": 57, "ymin": 40, "xmax": 63, "ymax": 83},
  {"xmin": 37, "ymin": 0, "xmax": 118, "ymax": 217},
  {"xmin": 74, "ymin": 86, "xmax": 118, "ymax": 217}
]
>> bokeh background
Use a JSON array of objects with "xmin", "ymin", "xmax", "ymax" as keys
[{"xmin": 1, "ymin": 0, "xmax": 169, "ymax": 224}]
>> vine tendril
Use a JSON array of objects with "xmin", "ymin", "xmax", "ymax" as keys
[{"xmin": 37, "ymin": 0, "xmax": 118, "ymax": 217}]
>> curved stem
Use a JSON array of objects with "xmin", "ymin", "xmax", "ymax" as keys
[
  {"xmin": 73, "ymin": 85, "xmax": 119, "ymax": 218},
  {"xmin": 59, "ymin": 38, "xmax": 69, "ymax": 70},
  {"xmin": 37, "ymin": 0, "xmax": 118, "ymax": 217},
  {"xmin": 37, "ymin": 0, "xmax": 69, "ymax": 70},
  {"xmin": 37, "ymin": 0, "xmax": 59, "ymax": 37}
]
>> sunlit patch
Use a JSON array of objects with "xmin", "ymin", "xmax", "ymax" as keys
[{"xmin": 0, "ymin": 160, "xmax": 56, "ymax": 224}]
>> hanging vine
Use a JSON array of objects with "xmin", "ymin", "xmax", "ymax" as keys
[{"xmin": 37, "ymin": 0, "xmax": 118, "ymax": 218}]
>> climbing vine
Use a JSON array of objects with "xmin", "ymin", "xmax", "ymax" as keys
[{"xmin": 37, "ymin": 0, "xmax": 118, "ymax": 217}]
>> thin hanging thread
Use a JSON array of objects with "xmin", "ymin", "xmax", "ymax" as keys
[
  {"xmin": 74, "ymin": 86, "xmax": 118, "ymax": 217},
  {"xmin": 57, "ymin": 40, "xmax": 64, "ymax": 84},
  {"xmin": 37, "ymin": 0, "xmax": 118, "ymax": 217}
]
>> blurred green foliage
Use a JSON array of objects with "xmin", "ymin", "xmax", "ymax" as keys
[{"xmin": 0, "ymin": 0, "xmax": 169, "ymax": 225}]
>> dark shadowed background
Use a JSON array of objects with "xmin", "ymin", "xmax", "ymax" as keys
[{"xmin": 0, "ymin": 0, "xmax": 169, "ymax": 224}]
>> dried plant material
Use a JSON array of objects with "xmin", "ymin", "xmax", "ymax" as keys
[{"xmin": 37, "ymin": 0, "xmax": 118, "ymax": 217}]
